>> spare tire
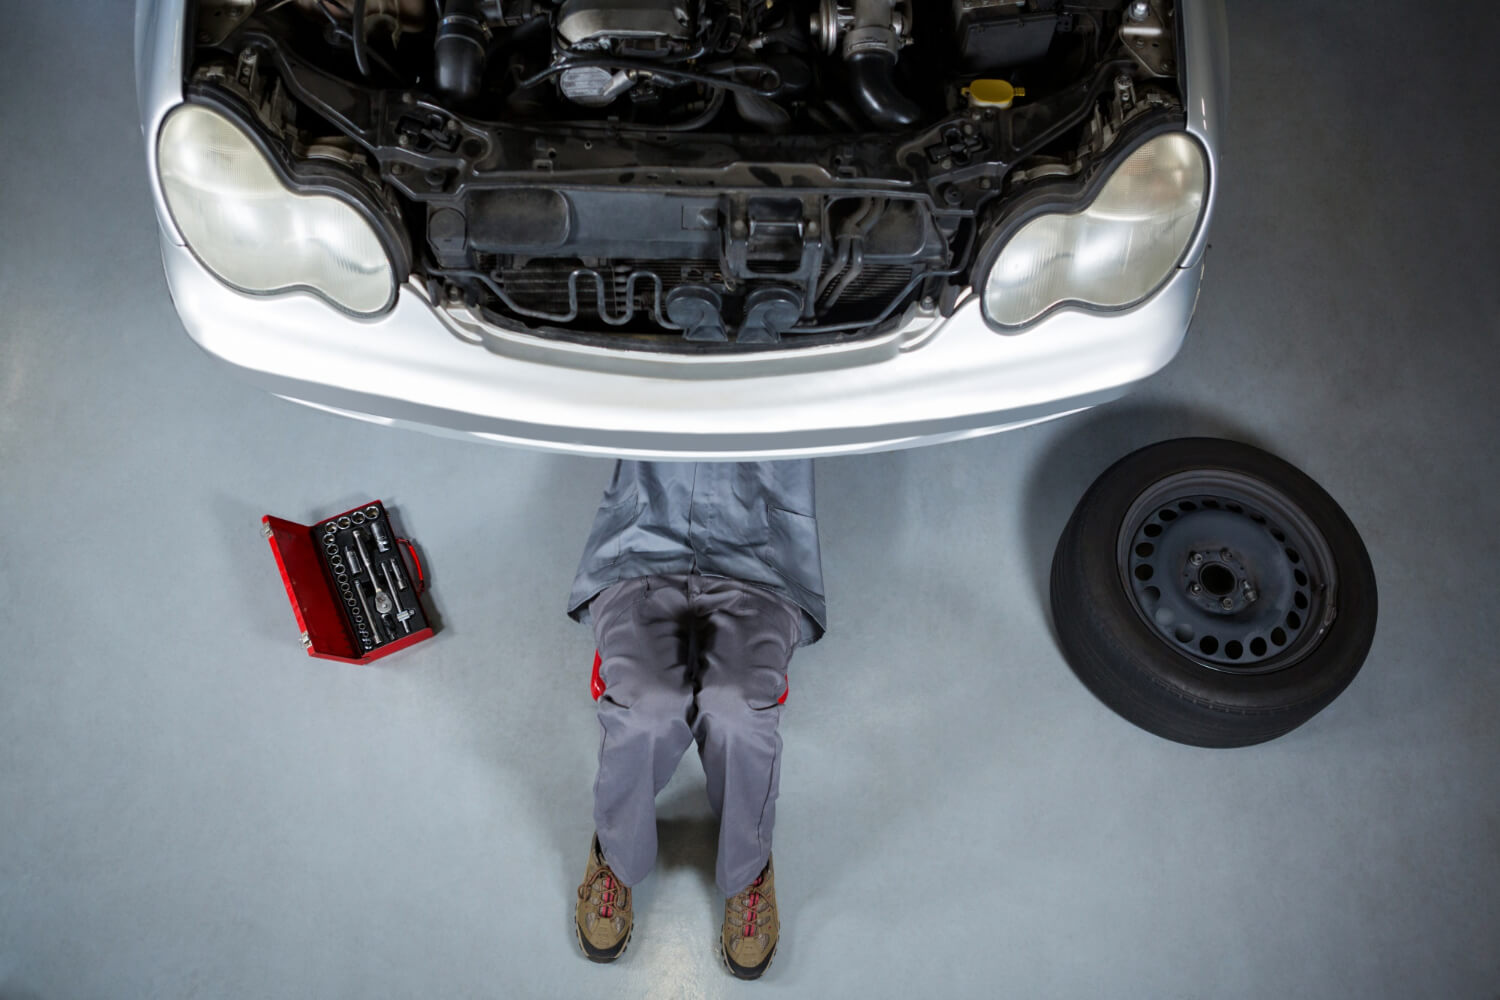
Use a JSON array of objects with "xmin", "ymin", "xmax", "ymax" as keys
[{"xmin": 1049, "ymin": 438, "xmax": 1377, "ymax": 748}]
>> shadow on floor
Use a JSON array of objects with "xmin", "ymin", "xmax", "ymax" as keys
[{"xmin": 654, "ymin": 786, "xmax": 721, "ymax": 895}]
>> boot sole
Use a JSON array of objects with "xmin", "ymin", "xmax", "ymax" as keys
[
  {"xmin": 575, "ymin": 917, "xmax": 633, "ymax": 963},
  {"xmin": 720, "ymin": 938, "xmax": 777, "ymax": 981}
]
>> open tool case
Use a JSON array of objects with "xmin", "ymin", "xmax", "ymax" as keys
[{"xmin": 261, "ymin": 501, "xmax": 434, "ymax": 663}]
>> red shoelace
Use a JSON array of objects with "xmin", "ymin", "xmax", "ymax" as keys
[
  {"xmin": 598, "ymin": 874, "xmax": 618, "ymax": 919},
  {"xmin": 581, "ymin": 868, "xmax": 629, "ymax": 921},
  {"xmin": 741, "ymin": 875, "xmax": 765, "ymax": 937}
]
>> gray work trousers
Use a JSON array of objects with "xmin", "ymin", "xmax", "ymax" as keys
[{"xmin": 590, "ymin": 573, "xmax": 801, "ymax": 897}]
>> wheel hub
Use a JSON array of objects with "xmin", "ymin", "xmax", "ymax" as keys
[
  {"xmin": 1117, "ymin": 473, "xmax": 1337, "ymax": 675},
  {"xmin": 1183, "ymin": 548, "xmax": 1257, "ymax": 614}
]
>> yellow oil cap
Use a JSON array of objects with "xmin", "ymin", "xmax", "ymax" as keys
[{"xmin": 963, "ymin": 79, "xmax": 1026, "ymax": 109}]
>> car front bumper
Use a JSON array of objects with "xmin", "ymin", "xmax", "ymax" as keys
[
  {"xmin": 141, "ymin": 0, "xmax": 1226, "ymax": 459},
  {"xmin": 162, "ymin": 234, "xmax": 1204, "ymax": 459}
]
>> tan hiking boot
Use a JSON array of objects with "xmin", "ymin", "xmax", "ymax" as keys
[
  {"xmin": 721, "ymin": 856, "xmax": 778, "ymax": 980},
  {"xmin": 575, "ymin": 835, "xmax": 632, "ymax": 962}
]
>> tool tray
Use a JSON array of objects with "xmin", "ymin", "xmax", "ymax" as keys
[{"xmin": 261, "ymin": 500, "xmax": 434, "ymax": 664}]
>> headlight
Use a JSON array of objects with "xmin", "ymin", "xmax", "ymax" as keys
[
  {"xmin": 157, "ymin": 104, "xmax": 398, "ymax": 316},
  {"xmin": 983, "ymin": 131, "xmax": 1207, "ymax": 329}
]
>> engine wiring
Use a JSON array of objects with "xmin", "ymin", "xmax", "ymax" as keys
[
  {"xmin": 518, "ymin": 57, "xmax": 784, "ymax": 100},
  {"xmin": 300, "ymin": 0, "xmax": 400, "ymax": 79}
]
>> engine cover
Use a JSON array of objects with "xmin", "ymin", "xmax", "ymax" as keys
[{"xmin": 555, "ymin": 0, "xmax": 695, "ymax": 52}]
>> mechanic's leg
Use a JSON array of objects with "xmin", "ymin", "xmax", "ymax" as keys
[
  {"xmin": 591, "ymin": 574, "xmax": 695, "ymax": 887},
  {"xmin": 688, "ymin": 577, "xmax": 801, "ymax": 896}
]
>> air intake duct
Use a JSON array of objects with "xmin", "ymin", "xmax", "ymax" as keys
[
  {"xmin": 433, "ymin": 0, "xmax": 490, "ymax": 102},
  {"xmin": 836, "ymin": 0, "xmax": 921, "ymax": 129}
]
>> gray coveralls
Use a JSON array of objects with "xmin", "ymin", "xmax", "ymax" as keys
[{"xmin": 569, "ymin": 462, "xmax": 826, "ymax": 897}]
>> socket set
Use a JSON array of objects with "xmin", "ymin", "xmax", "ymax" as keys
[{"xmin": 262, "ymin": 500, "xmax": 434, "ymax": 664}]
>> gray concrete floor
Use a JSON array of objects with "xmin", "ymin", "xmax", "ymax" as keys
[{"xmin": 3, "ymin": 2, "xmax": 1498, "ymax": 997}]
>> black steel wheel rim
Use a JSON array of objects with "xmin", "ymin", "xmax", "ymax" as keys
[{"xmin": 1115, "ymin": 470, "xmax": 1339, "ymax": 675}]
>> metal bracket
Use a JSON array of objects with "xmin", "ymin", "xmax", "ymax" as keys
[
  {"xmin": 1120, "ymin": 1, "xmax": 1176, "ymax": 77},
  {"xmin": 721, "ymin": 197, "xmax": 824, "ymax": 307},
  {"xmin": 196, "ymin": 0, "xmax": 256, "ymax": 46}
]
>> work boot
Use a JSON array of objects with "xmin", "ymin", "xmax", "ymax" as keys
[
  {"xmin": 575, "ymin": 835, "xmax": 632, "ymax": 962},
  {"xmin": 721, "ymin": 856, "xmax": 778, "ymax": 980}
]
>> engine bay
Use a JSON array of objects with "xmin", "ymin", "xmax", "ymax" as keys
[
  {"xmin": 183, "ymin": 0, "xmax": 1191, "ymax": 348},
  {"xmin": 236, "ymin": 0, "xmax": 1175, "ymax": 135}
]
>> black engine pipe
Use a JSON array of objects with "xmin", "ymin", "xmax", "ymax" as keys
[
  {"xmin": 846, "ymin": 50, "xmax": 921, "ymax": 129},
  {"xmin": 434, "ymin": 0, "xmax": 489, "ymax": 102},
  {"xmin": 350, "ymin": 0, "xmax": 371, "ymax": 76}
]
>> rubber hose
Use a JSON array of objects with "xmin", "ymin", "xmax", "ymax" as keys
[
  {"xmin": 434, "ymin": 0, "xmax": 487, "ymax": 102},
  {"xmin": 351, "ymin": 0, "xmax": 371, "ymax": 77},
  {"xmin": 846, "ymin": 50, "xmax": 921, "ymax": 129}
]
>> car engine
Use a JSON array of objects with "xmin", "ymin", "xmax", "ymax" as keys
[
  {"xmin": 415, "ymin": 0, "xmax": 927, "ymax": 132},
  {"xmin": 182, "ymin": 0, "xmax": 1191, "ymax": 348}
]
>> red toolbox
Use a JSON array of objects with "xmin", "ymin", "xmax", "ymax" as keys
[{"xmin": 261, "ymin": 500, "xmax": 434, "ymax": 664}]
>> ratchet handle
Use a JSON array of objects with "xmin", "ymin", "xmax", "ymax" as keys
[{"xmin": 398, "ymin": 537, "xmax": 427, "ymax": 594}]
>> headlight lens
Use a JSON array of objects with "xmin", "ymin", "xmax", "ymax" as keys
[
  {"xmin": 983, "ymin": 132, "xmax": 1207, "ymax": 328},
  {"xmin": 157, "ymin": 104, "xmax": 396, "ymax": 315}
]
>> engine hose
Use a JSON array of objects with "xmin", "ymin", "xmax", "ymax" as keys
[
  {"xmin": 824, "ymin": 199, "xmax": 888, "ymax": 307},
  {"xmin": 846, "ymin": 50, "xmax": 920, "ymax": 129},
  {"xmin": 350, "ymin": 0, "xmax": 370, "ymax": 76},
  {"xmin": 818, "ymin": 198, "xmax": 879, "ymax": 302},
  {"xmin": 520, "ymin": 58, "xmax": 782, "ymax": 99},
  {"xmin": 434, "ymin": 0, "xmax": 489, "ymax": 102},
  {"xmin": 818, "ymin": 239, "xmax": 853, "ymax": 300},
  {"xmin": 826, "ymin": 243, "xmax": 866, "ymax": 309},
  {"xmin": 563, "ymin": 88, "xmax": 728, "ymax": 132}
]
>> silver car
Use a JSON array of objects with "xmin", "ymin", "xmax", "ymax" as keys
[{"xmin": 136, "ymin": 0, "xmax": 1227, "ymax": 459}]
